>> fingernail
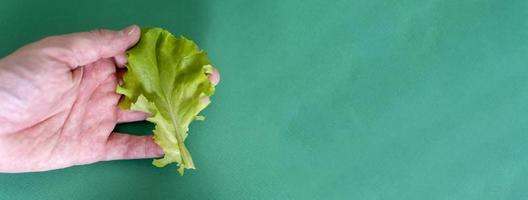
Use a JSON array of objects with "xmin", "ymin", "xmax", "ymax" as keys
[{"xmin": 122, "ymin": 25, "xmax": 138, "ymax": 36}]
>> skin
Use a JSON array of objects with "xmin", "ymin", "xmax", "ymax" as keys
[{"xmin": 0, "ymin": 25, "xmax": 220, "ymax": 173}]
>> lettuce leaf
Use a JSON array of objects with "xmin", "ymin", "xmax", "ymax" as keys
[{"xmin": 116, "ymin": 27, "xmax": 215, "ymax": 174}]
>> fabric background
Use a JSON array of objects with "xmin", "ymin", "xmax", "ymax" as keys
[{"xmin": 1, "ymin": 0, "xmax": 527, "ymax": 199}]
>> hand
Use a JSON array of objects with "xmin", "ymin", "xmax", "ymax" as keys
[{"xmin": 0, "ymin": 25, "xmax": 220, "ymax": 173}]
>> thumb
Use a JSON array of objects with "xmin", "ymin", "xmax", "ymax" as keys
[{"xmin": 35, "ymin": 25, "xmax": 140, "ymax": 68}]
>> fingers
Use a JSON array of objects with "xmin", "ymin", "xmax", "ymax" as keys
[
  {"xmin": 208, "ymin": 67, "xmax": 220, "ymax": 85},
  {"xmin": 113, "ymin": 53, "xmax": 128, "ymax": 68},
  {"xmin": 117, "ymin": 110, "xmax": 150, "ymax": 123},
  {"xmin": 37, "ymin": 25, "xmax": 140, "ymax": 68},
  {"xmin": 103, "ymin": 133, "xmax": 163, "ymax": 161},
  {"xmin": 201, "ymin": 96, "xmax": 211, "ymax": 104},
  {"xmin": 104, "ymin": 66, "xmax": 219, "ymax": 162}
]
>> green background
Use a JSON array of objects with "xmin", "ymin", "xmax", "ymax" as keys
[{"xmin": 1, "ymin": 0, "xmax": 528, "ymax": 199}]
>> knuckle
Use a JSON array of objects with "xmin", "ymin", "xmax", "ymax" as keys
[
  {"xmin": 89, "ymin": 29, "xmax": 107, "ymax": 37},
  {"xmin": 89, "ymin": 29, "xmax": 116, "ymax": 41},
  {"xmin": 38, "ymin": 35, "xmax": 60, "ymax": 44}
]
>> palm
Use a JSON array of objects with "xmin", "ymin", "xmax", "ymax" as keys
[
  {"xmin": 0, "ymin": 27, "xmax": 162, "ymax": 172},
  {"xmin": 0, "ymin": 53, "xmax": 155, "ymax": 172}
]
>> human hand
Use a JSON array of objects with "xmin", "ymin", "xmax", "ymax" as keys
[{"xmin": 0, "ymin": 25, "xmax": 220, "ymax": 173}]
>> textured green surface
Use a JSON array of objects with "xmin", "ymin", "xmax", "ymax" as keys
[{"xmin": 1, "ymin": 0, "xmax": 528, "ymax": 199}]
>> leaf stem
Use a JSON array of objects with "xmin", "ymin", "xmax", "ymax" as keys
[{"xmin": 166, "ymin": 99, "xmax": 194, "ymax": 169}]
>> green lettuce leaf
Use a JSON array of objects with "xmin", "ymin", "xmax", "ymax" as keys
[{"xmin": 116, "ymin": 27, "xmax": 215, "ymax": 175}]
